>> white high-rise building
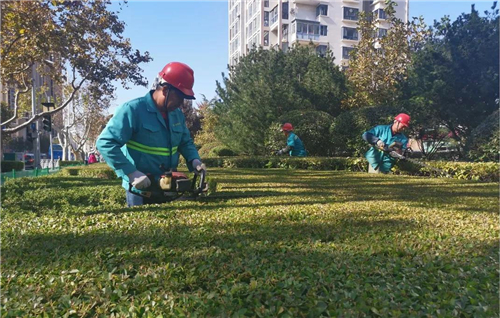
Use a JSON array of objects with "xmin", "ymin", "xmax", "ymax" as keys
[{"xmin": 228, "ymin": 0, "xmax": 409, "ymax": 66}]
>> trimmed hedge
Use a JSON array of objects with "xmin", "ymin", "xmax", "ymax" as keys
[
  {"xmin": 420, "ymin": 161, "xmax": 499, "ymax": 182},
  {"xmin": 1, "ymin": 160, "xmax": 24, "ymax": 172},
  {"xmin": 61, "ymin": 163, "xmax": 116, "ymax": 179},
  {"xmin": 59, "ymin": 160, "xmax": 86, "ymax": 167},
  {"xmin": 201, "ymin": 156, "xmax": 499, "ymax": 182},
  {"xmin": 202, "ymin": 156, "xmax": 367, "ymax": 171}
]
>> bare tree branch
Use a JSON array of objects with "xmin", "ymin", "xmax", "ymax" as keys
[{"xmin": 1, "ymin": 73, "xmax": 30, "ymax": 126}]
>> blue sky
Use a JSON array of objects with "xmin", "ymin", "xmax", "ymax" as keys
[{"xmin": 109, "ymin": 1, "xmax": 494, "ymax": 113}]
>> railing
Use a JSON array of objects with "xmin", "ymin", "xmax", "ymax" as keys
[
  {"xmin": 0, "ymin": 162, "xmax": 86, "ymax": 185},
  {"xmin": 296, "ymin": 33, "xmax": 320, "ymax": 41}
]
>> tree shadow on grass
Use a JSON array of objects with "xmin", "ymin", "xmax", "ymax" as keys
[{"xmin": 3, "ymin": 202, "xmax": 498, "ymax": 316}]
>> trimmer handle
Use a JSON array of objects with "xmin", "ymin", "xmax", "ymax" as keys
[{"xmin": 191, "ymin": 168, "xmax": 208, "ymax": 195}]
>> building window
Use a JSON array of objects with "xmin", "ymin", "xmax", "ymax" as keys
[
  {"xmin": 282, "ymin": 2, "xmax": 289, "ymax": 20},
  {"xmin": 342, "ymin": 27, "xmax": 358, "ymax": 40},
  {"xmin": 316, "ymin": 4, "xmax": 328, "ymax": 16},
  {"xmin": 282, "ymin": 24, "xmax": 288, "ymax": 40},
  {"xmin": 377, "ymin": 28, "xmax": 387, "ymax": 38},
  {"xmin": 376, "ymin": 8, "xmax": 386, "ymax": 20},
  {"xmin": 270, "ymin": 5, "xmax": 279, "ymax": 25},
  {"xmin": 264, "ymin": 11, "xmax": 269, "ymax": 26},
  {"xmin": 342, "ymin": 46, "xmax": 354, "ymax": 59},
  {"xmin": 264, "ymin": 31, "xmax": 269, "ymax": 46},
  {"xmin": 320, "ymin": 25, "xmax": 327, "ymax": 36},
  {"xmin": 8, "ymin": 88, "xmax": 15, "ymax": 108},
  {"xmin": 316, "ymin": 45, "xmax": 327, "ymax": 57},
  {"xmin": 308, "ymin": 24, "xmax": 320, "ymax": 36},
  {"xmin": 295, "ymin": 20, "xmax": 320, "ymax": 40},
  {"xmin": 264, "ymin": 0, "xmax": 269, "ymax": 7},
  {"xmin": 343, "ymin": 7, "xmax": 359, "ymax": 21}
]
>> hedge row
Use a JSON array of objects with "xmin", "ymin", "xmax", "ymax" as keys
[
  {"xmin": 202, "ymin": 156, "xmax": 367, "ymax": 171},
  {"xmin": 1, "ymin": 160, "xmax": 24, "ymax": 172},
  {"xmin": 59, "ymin": 157, "xmax": 498, "ymax": 182},
  {"xmin": 59, "ymin": 160, "xmax": 86, "ymax": 167},
  {"xmin": 201, "ymin": 156, "xmax": 499, "ymax": 182},
  {"xmin": 415, "ymin": 161, "xmax": 499, "ymax": 182}
]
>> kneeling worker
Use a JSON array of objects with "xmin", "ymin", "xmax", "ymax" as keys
[
  {"xmin": 97, "ymin": 62, "xmax": 206, "ymax": 206},
  {"xmin": 362, "ymin": 113, "xmax": 410, "ymax": 173},
  {"xmin": 275, "ymin": 123, "xmax": 307, "ymax": 157}
]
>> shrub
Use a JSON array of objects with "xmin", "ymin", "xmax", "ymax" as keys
[
  {"xmin": 198, "ymin": 142, "xmax": 237, "ymax": 158},
  {"xmin": 1, "ymin": 160, "xmax": 24, "ymax": 172},
  {"xmin": 466, "ymin": 110, "xmax": 500, "ymax": 162},
  {"xmin": 330, "ymin": 105, "xmax": 399, "ymax": 156},
  {"xmin": 209, "ymin": 145, "xmax": 237, "ymax": 157},
  {"xmin": 274, "ymin": 110, "xmax": 336, "ymax": 156}
]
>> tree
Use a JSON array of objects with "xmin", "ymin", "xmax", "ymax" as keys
[
  {"xmin": 465, "ymin": 109, "xmax": 499, "ymax": 162},
  {"xmin": 180, "ymin": 100, "xmax": 201, "ymax": 139},
  {"xmin": 270, "ymin": 110, "xmax": 336, "ymax": 156},
  {"xmin": 329, "ymin": 105, "xmax": 398, "ymax": 157},
  {"xmin": 55, "ymin": 83, "xmax": 111, "ymax": 160},
  {"xmin": 1, "ymin": 0, "xmax": 151, "ymax": 133},
  {"xmin": 194, "ymin": 95, "xmax": 219, "ymax": 146},
  {"xmin": 407, "ymin": 3, "xmax": 499, "ymax": 155},
  {"xmin": 346, "ymin": 0, "xmax": 430, "ymax": 108},
  {"xmin": 214, "ymin": 45, "xmax": 348, "ymax": 155}
]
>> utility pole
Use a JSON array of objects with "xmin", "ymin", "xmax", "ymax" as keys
[
  {"xmin": 31, "ymin": 65, "xmax": 41, "ymax": 169},
  {"xmin": 42, "ymin": 100, "xmax": 55, "ymax": 169}
]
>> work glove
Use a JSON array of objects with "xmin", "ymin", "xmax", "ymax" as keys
[
  {"xmin": 275, "ymin": 149, "xmax": 283, "ymax": 156},
  {"xmin": 128, "ymin": 170, "xmax": 151, "ymax": 190},
  {"xmin": 376, "ymin": 139, "xmax": 386, "ymax": 150},
  {"xmin": 192, "ymin": 159, "xmax": 206, "ymax": 175}
]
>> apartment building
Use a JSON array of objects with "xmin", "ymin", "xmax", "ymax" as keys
[{"xmin": 228, "ymin": 0, "xmax": 409, "ymax": 66}]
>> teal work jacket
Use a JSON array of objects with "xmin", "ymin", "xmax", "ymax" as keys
[
  {"xmin": 363, "ymin": 124, "xmax": 408, "ymax": 172},
  {"xmin": 287, "ymin": 132, "xmax": 307, "ymax": 157}
]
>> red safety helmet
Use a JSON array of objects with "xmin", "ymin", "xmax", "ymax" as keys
[
  {"xmin": 281, "ymin": 123, "xmax": 293, "ymax": 132},
  {"xmin": 394, "ymin": 113, "xmax": 410, "ymax": 127},
  {"xmin": 158, "ymin": 62, "xmax": 195, "ymax": 99}
]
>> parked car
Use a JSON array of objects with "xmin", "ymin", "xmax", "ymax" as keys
[{"xmin": 24, "ymin": 154, "xmax": 35, "ymax": 170}]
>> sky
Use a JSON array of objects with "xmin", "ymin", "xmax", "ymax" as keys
[{"xmin": 108, "ymin": 0, "xmax": 495, "ymax": 114}]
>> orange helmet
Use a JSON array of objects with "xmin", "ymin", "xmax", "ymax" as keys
[
  {"xmin": 158, "ymin": 62, "xmax": 195, "ymax": 99},
  {"xmin": 394, "ymin": 113, "xmax": 410, "ymax": 127},
  {"xmin": 281, "ymin": 123, "xmax": 293, "ymax": 132}
]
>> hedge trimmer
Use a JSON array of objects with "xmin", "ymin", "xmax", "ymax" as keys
[
  {"xmin": 129, "ymin": 164, "xmax": 209, "ymax": 202},
  {"xmin": 379, "ymin": 142, "xmax": 450, "ymax": 177}
]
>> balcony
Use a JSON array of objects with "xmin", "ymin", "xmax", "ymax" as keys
[
  {"xmin": 270, "ymin": 5, "xmax": 279, "ymax": 30},
  {"xmin": 292, "ymin": 0, "xmax": 322, "ymax": 5}
]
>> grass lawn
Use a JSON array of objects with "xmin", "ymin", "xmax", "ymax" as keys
[{"xmin": 1, "ymin": 168, "xmax": 498, "ymax": 317}]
